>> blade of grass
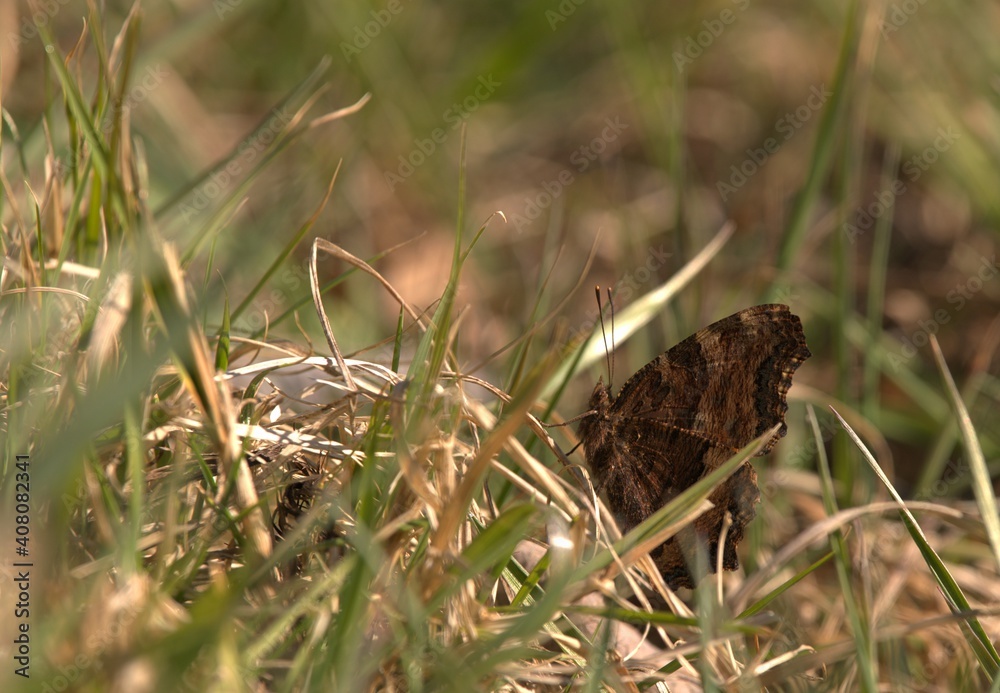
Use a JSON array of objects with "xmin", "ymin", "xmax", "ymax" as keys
[
  {"xmin": 427, "ymin": 503, "xmax": 538, "ymax": 610},
  {"xmin": 737, "ymin": 550, "xmax": 835, "ymax": 620},
  {"xmin": 407, "ymin": 126, "xmax": 473, "ymax": 401},
  {"xmin": 812, "ymin": 405, "xmax": 878, "ymax": 691},
  {"xmin": 431, "ymin": 344, "xmax": 562, "ymax": 556},
  {"xmin": 832, "ymin": 406, "xmax": 1000, "ymax": 678},
  {"xmin": 772, "ymin": 0, "xmax": 861, "ymax": 285},
  {"xmin": 541, "ymin": 221, "xmax": 735, "ymax": 400},
  {"xmin": 230, "ymin": 164, "xmax": 340, "ymax": 323},
  {"xmin": 928, "ymin": 335, "xmax": 1000, "ymax": 571},
  {"xmin": 36, "ymin": 22, "xmax": 127, "ymax": 226},
  {"xmin": 862, "ymin": 144, "xmax": 900, "ymax": 424},
  {"xmin": 249, "ymin": 241, "xmax": 403, "ymax": 339},
  {"xmin": 214, "ymin": 296, "xmax": 231, "ymax": 372},
  {"xmin": 155, "ymin": 56, "xmax": 331, "ymax": 217},
  {"xmin": 242, "ymin": 555, "xmax": 356, "ymax": 666}
]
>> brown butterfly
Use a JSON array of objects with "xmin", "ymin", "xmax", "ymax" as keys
[{"xmin": 578, "ymin": 304, "xmax": 810, "ymax": 589}]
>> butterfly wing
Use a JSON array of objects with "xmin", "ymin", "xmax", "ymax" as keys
[
  {"xmin": 584, "ymin": 304, "xmax": 810, "ymax": 588},
  {"xmin": 612, "ymin": 304, "xmax": 810, "ymax": 456}
]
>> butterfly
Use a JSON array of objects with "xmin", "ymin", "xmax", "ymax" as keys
[{"xmin": 577, "ymin": 304, "xmax": 811, "ymax": 589}]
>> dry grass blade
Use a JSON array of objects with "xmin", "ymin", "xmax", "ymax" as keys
[
  {"xmin": 308, "ymin": 239, "xmax": 356, "ymax": 392},
  {"xmin": 431, "ymin": 347, "xmax": 563, "ymax": 554},
  {"xmin": 313, "ymin": 237, "xmax": 424, "ymax": 326},
  {"xmin": 308, "ymin": 91, "xmax": 373, "ymax": 128},
  {"xmin": 730, "ymin": 499, "xmax": 965, "ymax": 612},
  {"xmin": 464, "ymin": 397, "xmax": 578, "ymax": 514},
  {"xmin": 756, "ymin": 610, "xmax": 999, "ymax": 685},
  {"xmin": 159, "ymin": 243, "xmax": 273, "ymax": 561},
  {"xmin": 86, "ymin": 270, "xmax": 131, "ymax": 374}
]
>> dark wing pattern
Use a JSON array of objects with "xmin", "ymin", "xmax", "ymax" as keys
[{"xmin": 578, "ymin": 304, "xmax": 811, "ymax": 588}]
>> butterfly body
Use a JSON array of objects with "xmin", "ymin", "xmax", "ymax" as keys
[{"xmin": 578, "ymin": 304, "xmax": 811, "ymax": 589}]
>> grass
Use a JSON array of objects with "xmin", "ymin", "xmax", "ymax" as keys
[{"xmin": 2, "ymin": 1, "xmax": 1000, "ymax": 691}]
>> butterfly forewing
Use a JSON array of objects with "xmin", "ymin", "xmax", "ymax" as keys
[{"xmin": 579, "ymin": 304, "xmax": 811, "ymax": 589}]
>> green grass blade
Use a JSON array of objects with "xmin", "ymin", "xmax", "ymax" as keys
[
  {"xmin": 428, "ymin": 503, "xmax": 537, "ymax": 609},
  {"xmin": 833, "ymin": 407, "xmax": 1000, "ymax": 678},
  {"xmin": 230, "ymin": 165, "xmax": 340, "ymax": 322},
  {"xmin": 812, "ymin": 406, "xmax": 878, "ymax": 690},
  {"xmin": 214, "ymin": 295, "xmax": 231, "ymax": 372},
  {"xmin": 542, "ymin": 222, "xmax": 734, "ymax": 400},
  {"xmin": 773, "ymin": 0, "xmax": 861, "ymax": 283},
  {"xmin": 929, "ymin": 337, "xmax": 1000, "ymax": 570}
]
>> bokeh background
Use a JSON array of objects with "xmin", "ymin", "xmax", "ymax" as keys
[
  {"xmin": 8, "ymin": 0, "xmax": 1000, "ymax": 415},
  {"xmin": 5, "ymin": 1, "xmax": 999, "ymax": 401}
]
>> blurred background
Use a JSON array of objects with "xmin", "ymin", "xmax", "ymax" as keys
[{"xmin": 3, "ymin": 0, "xmax": 999, "ymax": 486}]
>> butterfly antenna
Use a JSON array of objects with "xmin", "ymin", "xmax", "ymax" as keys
[
  {"xmin": 595, "ymin": 285, "xmax": 612, "ymax": 387},
  {"xmin": 606, "ymin": 286, "xmax": 615, "ymax": 388}
]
